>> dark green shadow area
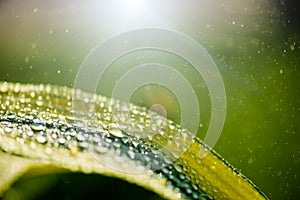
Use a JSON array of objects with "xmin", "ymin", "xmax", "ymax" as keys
[{"xmin": 4, "ymin": 169, "xmax": 164, "ymax": 200}]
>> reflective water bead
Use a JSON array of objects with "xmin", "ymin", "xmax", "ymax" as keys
[
  {"xmin": 36, "ymin": 135, "xmax": 47, "ymax": 144},
  {"xmin": 108, "ymin": 128, "xmax": 124, "ymax": 138}
]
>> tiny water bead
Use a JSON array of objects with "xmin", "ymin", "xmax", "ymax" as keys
[{"xmin": 0, "ymin": 82, "xmax": 267, "ymax": 200}]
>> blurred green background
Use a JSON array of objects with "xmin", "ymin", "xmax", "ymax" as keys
[{"xmin": 0, "ymin": 0, "xmax": 299, "ymax": 199}]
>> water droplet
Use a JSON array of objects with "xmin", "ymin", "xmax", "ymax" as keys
[
  {"xmin": 7, "ymin": 112, "xmax": 16, "ymax": 120},
  {"xmin": 33, "ymin": 8, "xmax": 38, "ymax": 13},
  {"xmin": 4, "ymin": 127, "xmax": 12, "ymax": 134},
  {"xmin": 132, "ymin": 139, "xmax": 139, "ymax": 147},
  {"xmin": 186, "ymin": 187, "xmax": 192, "ymax": 194},
  {"xmin": 36, "ymin": 100, "xmax": 43, "ymax": 107},
  {"xmin": 213, "ymin": 188, "xmax": 218, "ymax": 193},
  {"xmin": 277, "ymin": 170, "xmax": 282, "ymax": 176},
  {"xmin": 127, "ymin": 150, "xmax": 135, "ymax": 159},
  {"xmin": 179, "ymin": 173, "xmax": 186, "ymax": 180},
  {"xmin": 58, "ymin": 137, "xmax": 66, "ymax": 145},
  {"xmin": 163, "ymin": 155, "xmax": 174, "ymax": 165},
  {"xmin": 132, "ymin": 109, "xmax": 139, "ymax": 115},
  {"xmin": 112, "ymin": 140, "xmax": 121, "ymax": 148},
  {"xmin": 30, "ymin": 122, "xmax": 46, "ymax": 131},
  {"xmin": 36, "ymin": 135, "xmax": 47, "ymax": 144},
  {"xmin": 192, "ymin": 192, "xmax": 199, "ymax": 199},
  {"xmin": 25, "ymin": 56, "xmax": 30, "ymax": 63},
  {"xmin": 248, "ymin": 158, "xmax": 253, "ymax": 164},
  {"xmin": 108, "ymin": 128, "xmax": 124, "ymax": 138},
  {"xmin": 161, "ymin": 167, "xmax": 169, "ymax": 175},
  {"xmin": 121, "ymin": 137, "xmax": 129, "ymax": 144},
  {"xmin": 280, "ymin": 69, "xmax": 283, "ymax": 74},
  {"xmin": 290, "ymin": 43, "xmax": 295, "ymax": 51},
  {"xmin": 168, "ymin": 124, "xmax": 175, "ymax": 130},
  {"xmin": 27, "ymin": 131, "xmax": 34, "ymax": 137},
  {"xmin": 173, "ymin": 162, "xmax": 183, "ymax": 173},
  {"xmin": 76, "ymin": 134, "xmax": 85, "ymax": 142},
  {"xmin": 50, "ymin": 133, "xmax": 58, "ymax": 140},
  {"xmin": 78, "ymin": 141, "xmax": 88, "ymax": 150},
  {"xmin": 65, "ymin": 115, "xmax": 77, "ymax": 123},
  {"xmin": 191, "ymin": 182, "xmax": 198, "ymax": 191}
]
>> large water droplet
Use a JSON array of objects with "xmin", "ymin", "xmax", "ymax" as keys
[
  {"xmin": 108, "ymin": 128, "xmax": 124, "ymax": 138},
  {"xmin": 31, "ymin": 122, "xmax": 46, "ymax": 131}
]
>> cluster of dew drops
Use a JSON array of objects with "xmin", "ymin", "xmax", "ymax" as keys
[{"xmin": 0, "ymin": 82, "xmax": 216, "ymax": 200}]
